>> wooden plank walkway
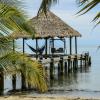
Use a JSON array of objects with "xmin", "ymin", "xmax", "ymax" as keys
[{"xmin": 39, "ymin": 54, "xmax": 88, "ymax": 65}]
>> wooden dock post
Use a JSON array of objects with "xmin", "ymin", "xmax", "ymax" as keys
[
  {"xmin": 68, "ymin": 55, "xmax": 71, "ymax": 72},
  {"xmin": 88, "ymin": 56, "xmax": 91, "ymax": 66},
  {"xmin": 80, "ymin": 54, "xmax": 83, "ymax": 67},
  {"xmin": 84, "ymin": 53, "xmax": 87, "ymax": 66},
  {"xmin": 70, "ymin": 59, "xmax": 73, "ymax": 72},
  {"xmin": 0, "ymin": 68, "xmax": 4, "ymax": 95},
  {"xmin": 60, "ymin": 57, "xmax": 64, "ymax": 75},
  {"xmin": 86, "ymin": 53, "xmax": 91, "ymax": 66},
  {"xmin": 50, "ymin": 58, "xmax": 54, "ymax": 79},
  {"xmin": 65, "ymin": 62, "xmax": 67, "ymax": 73},
  {"xmin": 58, "ymin": 63, "xmax": 60, "ymax": 75},
  {"xmin": 74, "ymin": 55, "xmax": 78, "ymax": 70}
]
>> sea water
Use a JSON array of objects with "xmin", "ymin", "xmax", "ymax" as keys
[{"xmin": 3, "ymin": 39, "xmax": 100, "ymax": 97}]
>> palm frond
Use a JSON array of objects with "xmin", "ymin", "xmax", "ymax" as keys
[
  {"xmin": 38, "ymin": 0, "xmax": 58, "ymax": 15},
  {"xmin": 77, "ymin": 0, "xmax": 99, "ymax": 15},
  {"xmin": 0, "ymin": 3, "xmax": 35, "ymax": 36},
  {"xmin": 77, "ymin": 0, "xmax": 100, "ymax": 26},
  {"xmin": 0, "ymin": 0, "xmax": 21, "ymax": 6},
  {"xmin": 93, "ymin": 12, "xmax": 100, "ymax": 21},
  {"xmin": 0, "ymin": 52, "xmax": 48, "ymax": 92},
  {"xmin": 0, "ymin": 37, "xmax": 13, "ymax": 57},
  {"xmin": 76, "ymin": 0, "xmax": 89, "ymax": 6}
]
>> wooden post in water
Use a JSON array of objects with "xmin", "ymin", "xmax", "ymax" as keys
[
  {"xmin": 58, "ymin": 63, "xmax": 60, "ymax": 75},
  {"xmin": 65, "ymin": 62, "xmax": 67, "ymax": 73},
  {"xmin": 84, "ymin": 53, "xmax": 87, "ymax": 66},
  {"xmin": 75, "ymin": 37, "xmax": 77, "ymax": 54},
  {"xmin": 50, "ymin": 58, "xmax": 54, "ymax": 79},
  {"xmin": 70, "ymin": 57, "xmax": 72, "ymax": 72},
  {"xmin": 80, "ymin": 54, "xmax": 83, "ymax": 67},
  {"xmin": 12, "ymin": 39, "xmax": 16, "ymax": 91},
  {"xmin": 72, "ymin": 59, "xmax": 75, "ymax": 71},
  {"xmin": 68, "ymin": 56, "xmax": 71, "ymax": 72},
  {"xmin": 74, "ymin": 55, "xmax": 78, "ymax": 71},
  {"xmin": 0, "ymin": 68, "xmax": 4, "ymax": 95},
  {"xmin": 88, "ymin": 57, "xmax": 91, "ymax": 66},
  {"xmin": 87, "ymin": 52, "xmax": 90, "ymax": 66},
  {"xmin": 60, "ymin": 57, "xmax": 64, "ymax": 75}
]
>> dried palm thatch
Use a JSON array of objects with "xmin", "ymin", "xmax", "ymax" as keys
[{"xmin": 10, "ymin": 10, "xmax": 81, "ymax": 39}]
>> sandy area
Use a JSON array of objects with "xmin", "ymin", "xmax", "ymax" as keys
[{"xmin": 0, "ymin": 96, "xmax": 100, "ymax": 100}]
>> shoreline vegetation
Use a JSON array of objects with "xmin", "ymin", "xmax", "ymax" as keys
[{"xmin": 0, "ymin": 95, "xmax": 100, "ymax": 100}]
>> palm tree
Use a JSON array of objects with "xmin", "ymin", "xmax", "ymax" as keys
[
  {"xmin": 0, "ymin": 0, "xmax": 47, "ymax": 94},
  {"xmin": 38, "ymin": 0, "xmax": 58, "ymax": 14}
]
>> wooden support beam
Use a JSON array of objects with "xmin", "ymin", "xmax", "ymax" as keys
[
  {"xmin": 75, "ymin": 37, "xmax": 77, "ymax": 54},
  {"xmin": 45, "ymin": 38, "xmax": 48, "ymax": 56},
  {"xmin": 51, "ymin": 38, "xmax": 54, "ymax": 55},
  {"xmin": 65, "ymin": 62, "xmax": 67, "ymax": 73},
  {"xmin": 23, "ymin": 38, "xmax": 25, "ymax": 54},
  {"xmin": 52, "ymin": 38, "xmax": 54, "ymax": 48},
  {"xmin": 60, "ymin": 57, "xmax": 64, "ymax": 75},
  {"xmin": 68, "ymin": 56, "xmax": 71, "ymax": 73},
  {"xmin": 64, "ymin": 38, "xmax": 66, "ymax": 54},
  {"xmin": 50, "ymin": 58, "xmax": 54, "ymax": 79},
  {"xmin": 36, "ymin": 39, "xmax": 38, "ymax": 59},
  {"xmin": 69, "ymin": 37, "xmax": 72, "ymax": 55}
]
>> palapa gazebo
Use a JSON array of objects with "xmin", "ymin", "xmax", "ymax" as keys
[{"xmin": 10, "ymin": 10, "xmax": 81, "ymax": 58}]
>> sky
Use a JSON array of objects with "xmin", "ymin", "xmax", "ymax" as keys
[{"xmin": 22, "ymin": 0, "xmax": 100, "ymax": 47}]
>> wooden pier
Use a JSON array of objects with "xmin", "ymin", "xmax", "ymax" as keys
[{"xmin": 36, "ymin": 53, "xmax": 91, "ymax": 79}]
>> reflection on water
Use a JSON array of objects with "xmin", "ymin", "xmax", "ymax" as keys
[{"xmin": 49, "ymin": 66, "xmax": 90, "ymax": 91}]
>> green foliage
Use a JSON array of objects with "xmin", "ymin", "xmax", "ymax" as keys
[
  {"xmin": 38, "ymin": 0, "xmax": 58, "ymax": 14},
  {"xmin": 0, "ymin": 52, "xmax": 48, "ymax": 92},
  {"xmin": 0, "ymin": 0, "xmax": 35, "ymax": 35}
]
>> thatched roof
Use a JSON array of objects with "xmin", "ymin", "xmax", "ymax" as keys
[{"xmin": 10, "ymin": 11, "xmax": 81, "ymax": 39}]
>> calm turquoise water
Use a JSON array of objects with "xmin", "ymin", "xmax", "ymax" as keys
[
  {"xmin": 44, "ymin": 46, "xmax": 100, "ymax": 98},
  {"xmin": 4, "ymin": 45, "xmax": 100, "ymax": 97},
  {"xmin": 49, "ymin": 46, "xmax": 100, "ymax": 91}
]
